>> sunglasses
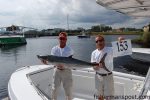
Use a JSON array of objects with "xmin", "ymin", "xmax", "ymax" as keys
[
  {"xmin": 95, "ymin": 39, "xmax": 104, "ymax": 43},
  {"xmin": 59, "ymin": 37, "xmax": 67, "ymax": 40}
]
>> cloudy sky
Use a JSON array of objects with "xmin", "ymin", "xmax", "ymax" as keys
[{"xmin": 0, "ymin": 0, "xmax": 150, "ymax": 30}]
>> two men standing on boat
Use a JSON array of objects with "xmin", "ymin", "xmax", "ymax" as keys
[
  {"xmin": 91, "ymin": 35, "xmax": 124, "ymax": 100},
  {"xmin": 42, "ymin": 32, "xmax": 124, "ymax": 100},
  {"xmin": 42, "ymin": 32, "xmax": 74, "ymax": 100}
]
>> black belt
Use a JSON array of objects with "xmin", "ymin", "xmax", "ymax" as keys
[
  {"xmin": 57, "ymin": 68, "xmax": 64, "ymax": 70},
  {"xmin": 96, "ymin": 72, "xmax": 112, "ymax": 76},
  {"xmin": 54, "ymin": 66, "xmax": 65, "ymax": 70}
]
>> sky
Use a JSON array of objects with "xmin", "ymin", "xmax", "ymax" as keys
[{"xmin": 0, "ymin": 0, "xmax": 150, "ymax": 30}]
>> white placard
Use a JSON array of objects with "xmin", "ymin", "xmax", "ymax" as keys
[{"xmin": 111, "ymin": 39, "xmax": 132, "ymax": 57}]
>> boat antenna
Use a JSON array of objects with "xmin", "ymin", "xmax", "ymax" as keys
[{"xmin": 67, "ymin": 14, "xmax": 69, "ymax": 33}]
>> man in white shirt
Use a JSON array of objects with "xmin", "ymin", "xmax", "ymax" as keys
[
  {"xmin": 42, "ymin": 32, "xmax": 74, "ymax": 100},
  {"xmin": 91, "ymin": 35, "xmax": 114, "ymax": 100}
]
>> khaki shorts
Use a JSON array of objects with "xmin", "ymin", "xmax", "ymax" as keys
[
  {"xmin": 95, "ymin": 73, "xmax": 114, "ymax": 97},
  {"xmin": 52, "ymin": 68, "xmax": 73, "ymax": 97}
]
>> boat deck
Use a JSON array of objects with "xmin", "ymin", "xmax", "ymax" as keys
[{"xmin": 27, "ymin": 65, "xmax": 145, "ymax": 100}]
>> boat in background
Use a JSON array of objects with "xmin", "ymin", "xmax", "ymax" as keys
[
  {"xmin": 0, "ymin": 34, "xmax": 27, "ymax": 47},
  {"xmin": 77, "ymin": 31, "xmax": 90, "ymax": 38},
  {"xmin": 0, "ymin": 25, "xmax": 27, "ymax": 47},
  {"xmin": 77, "ymin": 35, "xmax": 90, "ymax": 38}
]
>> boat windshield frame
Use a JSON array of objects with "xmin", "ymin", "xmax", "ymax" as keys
[{"xmin": 138, "ymin": 67, "xmax": 150, "ymax": 99}]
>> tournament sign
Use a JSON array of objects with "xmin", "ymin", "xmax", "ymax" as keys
[{"xmin": 112, "ymin": 39, "xmax": 132, "ymax": 57}]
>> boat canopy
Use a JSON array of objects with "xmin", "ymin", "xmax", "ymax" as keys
[{"xmin": 96, "ymin": 0, "xmax": 150, "ymax": 17}]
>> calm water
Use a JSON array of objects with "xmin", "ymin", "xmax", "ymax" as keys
[{"xmin": 0, "ymin": 35, "xmax": 142, "ymax": 98}]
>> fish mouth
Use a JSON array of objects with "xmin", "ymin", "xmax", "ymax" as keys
[
  {"xmin": 37, "ymin": 55, "xmax": 49, "ymax": 61},
  {"xmin": 37, "ymin": 55, "xmax": 40, "ymax": 58}
]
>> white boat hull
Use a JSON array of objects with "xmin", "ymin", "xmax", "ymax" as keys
[{"xmin": 8, "ymin": 64, "xmax": 149, "ymax": 100}]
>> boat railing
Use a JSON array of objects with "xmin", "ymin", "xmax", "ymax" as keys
[{"xmin": 138, "ymin": 67, "xmax": 150, "ymax": 100}]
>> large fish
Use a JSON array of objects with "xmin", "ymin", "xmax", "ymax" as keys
[
  {"xmin": 37, "ymin": 53, "xmax": 107, "ymax": 69},
  {"xmin": 37, "ymin": 55, "xmax": 95, "ymax": 68}
]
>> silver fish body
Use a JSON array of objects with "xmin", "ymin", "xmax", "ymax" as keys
[{"xmin": 37, "ymin": 55, "xmax": 94, "ymax": 68}]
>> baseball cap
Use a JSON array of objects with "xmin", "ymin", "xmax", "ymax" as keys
[
  {"xmin": 59, "ymin": 32, "xmax": 67, "ymax": 37},
  {"xmin": 59, "ymin": 32, "xmax": 67, "ymax": 40}
]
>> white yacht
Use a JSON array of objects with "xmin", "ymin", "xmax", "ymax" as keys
[{"xmin": 77, "ymin": 31, "xmax": 90, "ymax": 38}]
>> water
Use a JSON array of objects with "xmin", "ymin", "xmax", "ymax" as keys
[{"xmin": 0, "ymin": 35, "xmax": 144, "ymax": 98}]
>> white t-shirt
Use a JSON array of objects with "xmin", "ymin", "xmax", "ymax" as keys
[
  {"xmin": 51, "ymin": 45, "xmax": 74, "ymax": 57},
  {"xmin": 91, "ymin": 47, "xmax": 113, "ymax": 74}
]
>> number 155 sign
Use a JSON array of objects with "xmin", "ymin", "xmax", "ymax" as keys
[{"xmin": 111, "ymin": 39, "xmax": 132, "ymax": 57}]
